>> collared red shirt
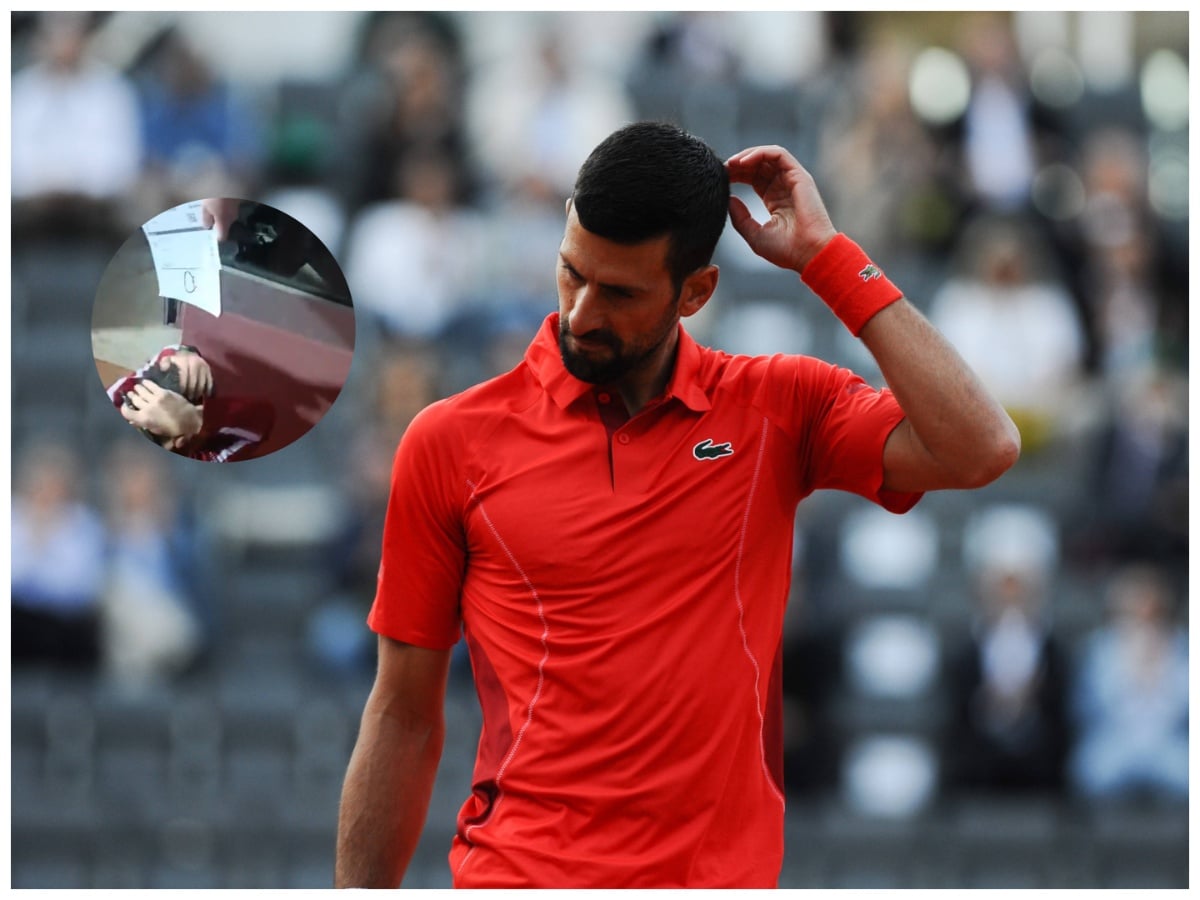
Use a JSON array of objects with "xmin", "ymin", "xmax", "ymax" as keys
[{"xmin": 369, "ymin": 312, "xmax": 921, "ymax": 888}]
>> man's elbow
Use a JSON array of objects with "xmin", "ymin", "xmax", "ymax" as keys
[{"xmin": 963, "ymin": 423, "xmax": 1021, "ymax": 489}]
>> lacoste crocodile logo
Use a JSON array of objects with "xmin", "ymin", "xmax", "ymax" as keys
[
  {"xmin": 859, "ymin": 264, "xmax": 882, "ymax": 282},
  {"xmin": 693, "ymin": 438, "xmax": 734, "ymax": 460}
]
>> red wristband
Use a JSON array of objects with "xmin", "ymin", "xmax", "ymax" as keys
[{"xmin": 800, "ymin": 234, "xmax": 903, "ymax": 336}]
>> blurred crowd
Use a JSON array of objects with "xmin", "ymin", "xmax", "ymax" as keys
[{"xmin": 11, "ymin": 9, "xmax": 1188, "ymax": 813}]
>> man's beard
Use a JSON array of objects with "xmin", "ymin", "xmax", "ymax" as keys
[{"xmin": 558, "ymin": 310, "xmax": 678, "ymax": 385}]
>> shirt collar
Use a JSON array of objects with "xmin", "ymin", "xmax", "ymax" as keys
[{"xmin": 526, "ymin": 312, "xmax": 712, "ymax": 414}]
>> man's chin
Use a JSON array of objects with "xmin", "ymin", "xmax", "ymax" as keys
[
  {"xmin": 560, "ymin": 334, "xmax": 623, "ymax": 384},
  {"xmin": 561, "ymin": 350, "xmax": 620, "ymax": 384}
]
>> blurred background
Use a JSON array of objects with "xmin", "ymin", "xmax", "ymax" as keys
[{"xmin": 9, "ymin": 10, "xmax": 1189, "ymax": 889}]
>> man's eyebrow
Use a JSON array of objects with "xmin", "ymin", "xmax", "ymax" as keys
[{"xmin": 558, "ymin": 252, "xmax": 642, "ymax": 296}]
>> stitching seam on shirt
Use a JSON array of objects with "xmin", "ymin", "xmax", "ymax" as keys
[
  {"xmin": 457, "ymin": 478, "xmax": 551, "ymax": 876},
  {"xmin": 733, "ymin": 417, "xmax": 787, "ymax": 810}
]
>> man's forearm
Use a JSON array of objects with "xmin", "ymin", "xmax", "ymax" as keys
[
  {"xmin": 861, "ymin": 298, "xmax": 1020, "ymax": 492},
  {"xmin": 335, "ymin": 699, "xmax": 445, "ymax": 888}
]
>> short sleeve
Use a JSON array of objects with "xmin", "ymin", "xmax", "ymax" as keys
[
  {"xmin": 796, "ymin": 359, "xmax": 923, "ymax": 514},
  {"xmin": 366, "ymin": 402, "xmax": 466, "ymax": 649}
]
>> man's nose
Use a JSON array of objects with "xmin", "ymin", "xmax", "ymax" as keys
[{"xmin": 568, "ymin": 285, "xmax": 605, "ymax": 336}]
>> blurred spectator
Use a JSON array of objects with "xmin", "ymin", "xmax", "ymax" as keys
[
  {"xmin": 928, "ymin": 215, "xmax": 1087, "ymax": 451},
  {"xmin": 943, "ymin": 505, "xmax": 1069, "ymax": 793},
  {"xmin": 343, "ymin": 149, "xmax": 489, "ymax": 337},
  {"xmin": 133, "ymin": 26, "xmax": 262, "ymax": 218},
  {"xmin": 1074, "ymin": 363, "xmax": 1187, "ymax": 565},
  {"xmin": 11, "ymin": 12, "xmax": 141, "ymax": 231},
  {"xmin": 465, "ymin": 24, "xmax": 635, "ymax": 200},
  {"xmin": 1068, "ymin": 563, "xmax": 1187, "ymax": 803},
  {"xmin": 955, "ymin": 13, "xmax": 1038, "ymax": 212},
  {"xmin": 12, "ymin": 441, "xmax": 108, "ymax": 668},
  {"xmin": 1075, "ymin": 129, "xmax": 1162, "ymax": 377},
  {"xmin": 335, "ymin": 12, "xmax": 470, "ymax": 215},
  {"xmin": 815, "ymin": 34, "xmax": 948, "ymax": 266},
  {"xmin": 99, "ymin": 440, "xmax": 210, "ymax": 684},
  {"xmin": 638, "ymin": 12, "xmax": 740, "ymax": 84}
]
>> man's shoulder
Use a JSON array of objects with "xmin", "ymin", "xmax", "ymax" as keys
[
  {"xmin": 697, "ymin": 343, "xmax": 836, "ymax": 396},
  {"xmin": 408, "ymin": 362, "xmax": 539, "ymax": 441}
]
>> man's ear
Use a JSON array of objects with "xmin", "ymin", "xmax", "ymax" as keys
[
  {"xmin": 564, "ymin": 196, "xmax": 573, "ymax": 216},
  {"xmin": 678, "ymin": 265, "xmax": 719, "ymax": 319}
]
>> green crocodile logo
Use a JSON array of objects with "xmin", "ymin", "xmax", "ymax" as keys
[{"xmin": 693, "ymin": 438, "xmax": 734, "ymax": 460}]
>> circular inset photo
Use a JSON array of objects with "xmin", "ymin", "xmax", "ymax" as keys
[{"xmin": 92, "ymin": 198, "xmax": 355, "ymax": 462}]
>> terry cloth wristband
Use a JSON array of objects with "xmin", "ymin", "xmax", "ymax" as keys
[{"xmin": 800, "ymin": 234, "xmax": 903, "ymax": 336}]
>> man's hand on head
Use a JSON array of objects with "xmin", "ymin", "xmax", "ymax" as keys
[
  {"xmin": 120, "ymin": 381, "xmax": 204, "ymax": 448},
  {"xmin": 725, "ymin": 145, "xmax": 838, "ymax": 274}
]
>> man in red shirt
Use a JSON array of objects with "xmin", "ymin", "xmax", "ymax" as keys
[
  {"xmin": 336, "ymin": 124, "xmax": 1020, "ymax": 888},
  {"xmin": 108, "ymin": 345, "xmax": 274, "ymax": 462}
]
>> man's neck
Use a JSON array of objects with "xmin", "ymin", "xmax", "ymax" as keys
[{"xmin": 613, "ymin": 330, "xmax": 680, "ymax": 417}]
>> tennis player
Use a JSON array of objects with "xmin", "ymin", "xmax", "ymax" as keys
[
  {"xmin": 109, "ymin": 345, "xmax": 274, "ymax": 462},
  {"xmin": 336, "ymin": 122, "xmax": 1019, "ymax": 888}
]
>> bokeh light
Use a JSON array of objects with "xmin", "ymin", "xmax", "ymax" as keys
[{"xmin": 908, "ymin": 46, "xmax": 971, "ymax": 126}]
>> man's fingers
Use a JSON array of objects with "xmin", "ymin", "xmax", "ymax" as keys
[
  {"xmin": 727, "ymin": 145, "xmax": 793, "ymax": 180},
  {"xmin": 728, "ymin": 195, "xmax": 761, "ymax": 243},
  {"xmin": 201, "ymin": 198, "xmax": 239, "ymax": 241},
  {"xmin": 196, "ymin": 360, "xmax": 213, "ymax": 397},
  {"xmin": 179, "ymin": 363, "xmax": 198, "ymax": 397}
]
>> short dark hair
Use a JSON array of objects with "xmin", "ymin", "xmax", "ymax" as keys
[{"xmin": 572, "ymin": 122, "xmax": 729, "ymax": 290}]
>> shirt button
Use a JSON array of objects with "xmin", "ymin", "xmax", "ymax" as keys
[
  {"xmin": 597, "ymin": 392, "xmax": 610, "ymax": 404},
  {"xmin": 617, "ymin": 433, "xmax": 631, "ymax": 445}
]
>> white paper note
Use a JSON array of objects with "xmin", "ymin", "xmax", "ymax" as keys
[{"xmin": 141, "ymin": 200, "xmax": 223, "ymax": 317}]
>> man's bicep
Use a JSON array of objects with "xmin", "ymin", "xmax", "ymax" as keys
[
  {"xmin": 370, "ymin": 636, "xmax": 453, "ymax": 726},
  {"xmin": 881, "ymin": 416, "xmax": 958, "ymax": 494}
]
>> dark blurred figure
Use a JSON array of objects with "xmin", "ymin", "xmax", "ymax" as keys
[
  {"xmin": 638, "ymin": 11, "xmax": 740, "ymax": 84},
  {"xmin": 11, "ymin": 11, "xmax": 140, "ymax": 235},
  {"xmin": 133, "ymin": 26, "xmax": 262, "ymax": 221},
  {"xmin": 334, "ymin": 12, "xmax": 470, "ymax": 216},
  {"xmin": 1075, "ymin": 129, "xmax": 1169, "ymax": 378},
  {"xmin": 1068, "ymin": 564, "xmax": 1187, "ymax": 804},
  {"xmin": 12, "ymin": 441, "xmax": 108, "ymax": 668},
  {"xmin": 955, "ymin": 14, "xmax": 1039, "ymax": 214},
  {"xmin": 943, "ymin": 505, "xmax": 1069, "ymax": 793},
  {"xmin": 1070, "ymin": 362, "xmax": 1187, "ymax": 567},
  {"xmin": 99, "ymin": 440, "xmax": 213, "ymax": 684}
]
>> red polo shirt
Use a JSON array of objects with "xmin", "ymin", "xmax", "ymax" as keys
[{"xmin": 369, "ymin": 313, "xmax": 920, "ymax": 888}]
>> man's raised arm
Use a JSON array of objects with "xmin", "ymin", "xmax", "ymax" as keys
[
  {"xmin": 335, "ymin": 636, "xmax": 452, "ymax": 888},
  {"xmin": 726, "ymin": 144, "xmax": 1020, "ymax": 494}
]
